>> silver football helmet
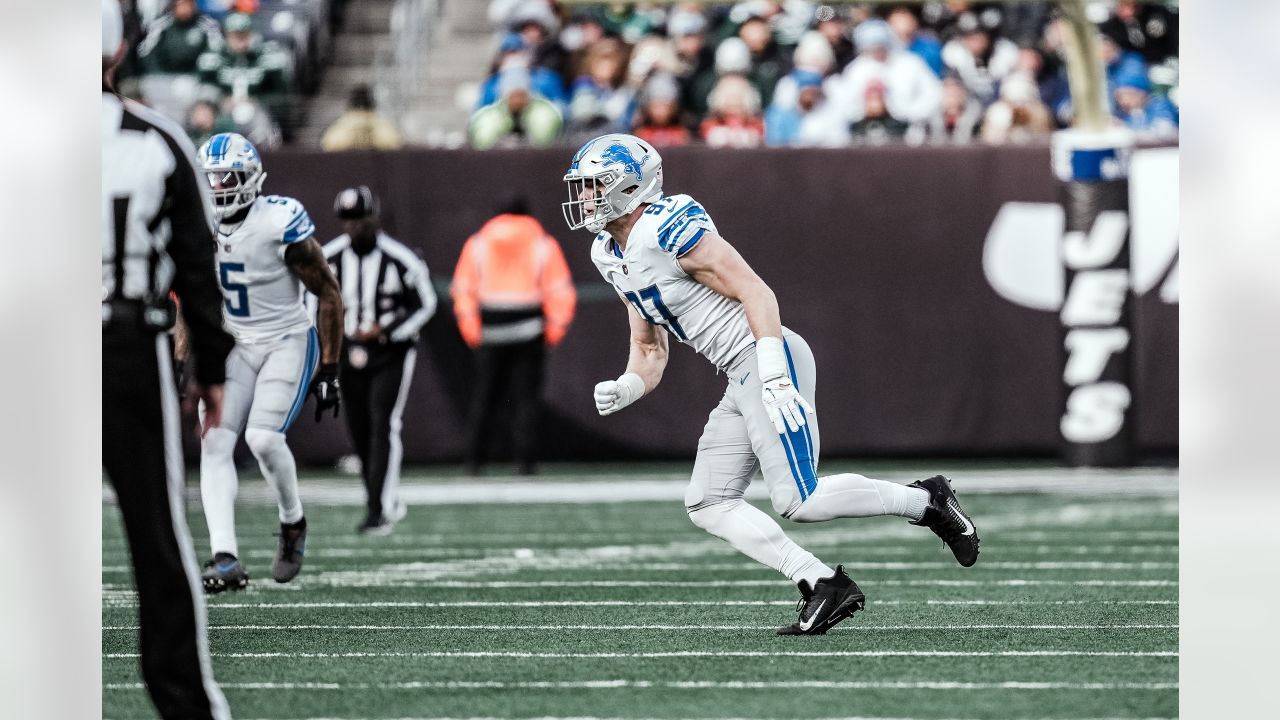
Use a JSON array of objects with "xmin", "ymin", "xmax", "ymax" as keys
[
  {"xmin": 197, "ymin": 132, "xmax": 266, "ymax": 221},
  {"xmin": 562, "ymin": 134, "xmax": 663, "ymax": 233}
]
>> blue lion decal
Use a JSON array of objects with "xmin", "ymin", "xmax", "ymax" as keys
[{"xmin": 600, "ymin": 142, "xmax": 649, "ymax": 180}]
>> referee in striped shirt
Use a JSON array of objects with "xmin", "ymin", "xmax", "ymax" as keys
[
  {"xmin": 322, "ymin": 187, "xmax": 438, "ymax": 534},
  {"xmin": 101, "ymin": 0, "xmax": 233, "ymax": 717}
]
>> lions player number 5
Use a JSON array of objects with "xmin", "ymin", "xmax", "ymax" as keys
[{"xmin": 219, "ymin": 262, "xmax": 250, "ymax": 317}]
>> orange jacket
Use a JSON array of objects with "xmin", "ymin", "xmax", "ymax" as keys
[{"xmin": 451, "ymin": 214, "xmax": 576, "ymax": 348}]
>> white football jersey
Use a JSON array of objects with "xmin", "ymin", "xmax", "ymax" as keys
[
  {"xmin": 216, "ymin": 194, "xmax": 315, "ymax": 343},
  {"xmin": 590, "ymin": 194, "xmax": 755, "ymax": 370}
]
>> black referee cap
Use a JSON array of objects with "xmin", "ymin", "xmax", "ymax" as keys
[{"xmin": 334, "ymin": 186, "xmax": 379, "ymax": 219}]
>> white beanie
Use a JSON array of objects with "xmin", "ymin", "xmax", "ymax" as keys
[
  {"xmin": 715, "ymin": 37, "xmax": 751, "ymax": 75},
  {"xmin": 102, "ymin": 0, "xmax": 123, "ymax": 58}
]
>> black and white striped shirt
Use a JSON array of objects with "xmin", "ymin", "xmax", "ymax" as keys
[
  {"xmin": 321, "ymin": 232, "xmax": 438, "ymax": 345},
  {"xmin": 101, "ymin": 91, "xmax": 232, "ymax": 384}
]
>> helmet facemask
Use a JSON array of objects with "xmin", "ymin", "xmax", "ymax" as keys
[
  {"xmin": 562, "ymin": 169, "xmax": 624, "ymax": 233},
  {"xmin": 204, "ymin": 167, "xmax": 265, "ymax": 221}
]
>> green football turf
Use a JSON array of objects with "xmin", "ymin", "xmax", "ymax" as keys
[{"xmin": 102, "ymin": 469, "xmax": 1177, "ymax": 720}]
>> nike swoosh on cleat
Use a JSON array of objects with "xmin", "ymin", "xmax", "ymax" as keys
[
  {"xmin": 947, "ymin": 498, "xmax": 975, "ymax": 536},
  {"xmin": 797, "ymin": 600, "xmax": 826, "ymax": 631}
]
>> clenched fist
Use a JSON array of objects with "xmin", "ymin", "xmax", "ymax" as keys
[{"xmin": 594, "ymin": 372, "xmax": 646, "ymax": 416}]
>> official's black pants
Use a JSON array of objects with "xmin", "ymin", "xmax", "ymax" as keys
[
  {"xmin": 464, "ymin": 337, "xmax": 544, "ymax": 473},
  {"xmin": 341, "ymin": 345, "xmax": 416, "ymax": 520},
  {"xmin": 102, "ymin": 328, "xmax": 228, "ymax": 720}
]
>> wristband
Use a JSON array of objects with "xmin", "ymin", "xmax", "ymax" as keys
[
  {"xmin": 618, "ymin": 371, "xmax": 646, "ymax": 400},
  {"xmin": 755, "ymin": 336, "xmax": 788, "ymax": 382}
]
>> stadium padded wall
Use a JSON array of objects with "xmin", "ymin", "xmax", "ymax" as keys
[{"xmin": 224, "ymin": 145, "xmax": 1177, "ymax": 464}]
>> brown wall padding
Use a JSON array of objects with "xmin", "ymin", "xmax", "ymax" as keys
[{"xmin": 192, "ymin": 145, "xmax": 1176, "ymax": 464}]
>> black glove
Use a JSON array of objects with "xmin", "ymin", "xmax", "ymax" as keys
[
  {"xmin": 310, "ymin": 363, "xmax": 341, "ymax": 421},
  {"xmin": 172, "ymin": 358, "xmax": 188, "ymax": 401}
]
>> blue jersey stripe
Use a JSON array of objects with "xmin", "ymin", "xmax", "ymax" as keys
[{"xmin": 675, "ymin": 227, "xmax": 706, "ymax": 256}]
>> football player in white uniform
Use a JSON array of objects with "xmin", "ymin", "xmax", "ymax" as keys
[
  {"xmin": 566, "ymin": 134, "xmax": 981, "ymax": 635},
  {"xmin": 184, "ymin": 132, "xmax": 344, "ymax": 593}
]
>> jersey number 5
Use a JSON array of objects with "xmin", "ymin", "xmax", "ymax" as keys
[
  {"xmin": 624, "ymin": 284, "xmax": 687, "ymax": 341},
  {"xmin": 219, "ymin": 262, "xmax": 250, "ymax": 317}
]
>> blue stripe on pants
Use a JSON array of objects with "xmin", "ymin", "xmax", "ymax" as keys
[
  {"xmin": 779, "ymin": 338, "xmax": 818, "ymax": 499},
  {"xmin": 279, "ymin": 328, "xmax": 319, "ymax": 432}
]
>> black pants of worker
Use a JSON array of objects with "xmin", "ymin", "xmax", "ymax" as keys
[
  {"xmin": 464, "ymin": 337, "xmax": 544, "ymax": 474},
  {"xmin": 103, "ymin": 328, "xmax": 229, "ymax": 720},
  {"xmin": 341, "ymin": 344, "xmax": 416, "ymax": 521}
]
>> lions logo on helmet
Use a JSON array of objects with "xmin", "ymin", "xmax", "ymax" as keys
[
  {"xmin": 197, "ymin": 132, "xmax": 267, "ymax": 221},
  {"xmin": 562, "ymin": 134, "xmax": 663, "ymax": 234}
]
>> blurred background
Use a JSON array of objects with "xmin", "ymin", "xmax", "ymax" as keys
[{"xmin": 108, "ymin": 0, "xmax": 1179, "ymax": 468}]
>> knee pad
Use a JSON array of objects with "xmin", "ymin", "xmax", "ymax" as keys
[
  {"xmin": 772, "ymin": 487, "xmax": 804, "ymax": 520},
  {"xmin": 244, "ymin": 427, "xmax": 287, "ymax": 459},
  {"xmin": 201, "ymin": 427, "xmax": 237, "ymax": 459},
  {"xmin": 687, "ymin": 500, "xmax": 738, "ymax": 534}
]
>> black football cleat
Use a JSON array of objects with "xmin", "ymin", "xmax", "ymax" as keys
[
  {"xmin": 909, "ymin": 475, "xmax": 980, "ymax": 567},
  {"xmin": 777, "ymin": 565, "xmax": 866, "ymax": 636},
  {"xmin": 202, "ymin": 552, "xmax": 249, "ymax": 594},
  {"xmin": 271, "ymin": 517, "xmax": 307, "ymax": 583}
]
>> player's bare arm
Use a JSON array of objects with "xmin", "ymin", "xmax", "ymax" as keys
[
  {"xmin": 624, "ymin": 301, "xmax": 669, "ymax": 392},
  {"xmin": 676, "ymin": 230, "xmax": 783, "ymax": 341},
  {"xmin": 173, "ymin": 311, "xmax": 190, "ymax": 362},
  {"xmin": 595, "ymin": 302, "xmax": 668, "ymax": 417},
  {"xmin": 285, "ymin": 237, "xmax": 344, "ymax": 364}
]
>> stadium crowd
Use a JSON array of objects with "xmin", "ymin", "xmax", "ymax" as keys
[
  {"xmin": 111, "ymin": 0, "xmax": 345, "ymax": 148},
  {"xmin": 470, "ymin": 0, "xmax": 1179, "ymax": 149}
]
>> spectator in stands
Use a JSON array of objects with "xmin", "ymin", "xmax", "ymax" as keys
[
  {"xmin": 1111, "ymin": 65, "xmax": 1178, "ymax": 139},
  {"xmin": 668, "ymin": 8, "xmax": 715, "ymax": 120},
  {"xmin": 321, "ymin": 85, "xmax": 404, "ymax": 151},
  {"xmin": 928, "ymin": 74, "xmax": 983, "ymax": 143},
  {"xmin": 477, "ymin": 33, "xmax": 567, "ymax": 109},
  {"xmin": 1100, "ymin": 0, "xmax": 1178, "ymax": 65},
  {"xmin": 688, "ymin": 37, "xmax": 753, "ymax": 123},
  {"xmin": 885, "ymin": 5, "xmax": 944, "ymax": 78},
  {"xmin": 138, "ymin": 0, "xmax": 224, "ymax": 76},
  {"xmin": 633, "ymin": 73, "xmax": 692, "ymax": 147},
  {"xmin": 849, "ymin": 79, "xmax": 910, "ymax": 145},
  {"xmin": 941, "ymin": 14, "xmax": 1019, "ymax": 106},
  {"xmin": 764, "ymin": 69, "xmax": 848, "ymax": 148},
  {"xmin": 1099, "ymin": 34, "xmax": 1149, "ymax": 92},
  {"xmin": 700, "ymin": 74, "xmax": 765, "ymax": 149},
  {"xmin": 736, "ymin": 8, "xmax": 790, "ymax": 108},
  {"xmin": 841, "ymin": 19, "xmax": 941, "ymax": 128},
  {"xmin": 566, "ymin": 37, "xmax": 634, "ymax": 137},
  {"xmin": 1016, "ymin": 44, "xmax": 1068, "ymax": 126},
  {"xmin": 508, "ymin": 2, "xmax": 569, "ymax": 84},
  {"xmin": 185, "ymin": 98, "xmax": 235, "ymax": 146},
  {"xmin": 812, "ymin": 5, "xmax": 855, "ymax": 70},
  {"xmin": 196, "ymin": 12, "xmax": 290, "ymax": 111},
  {"xmin": 625, "ymin": 36, "xmax": 681, "ymax": 93},
  {"xmin": 469, "ymin": 67, "xmax": 563, "ymax": 150},
  {"xmin": 769, "ymin": 30, "xmax": 838, "ymax": 111},
  {"xmin": 979, "ymin": 71, "xmax": 1053, "ymax": 144}
]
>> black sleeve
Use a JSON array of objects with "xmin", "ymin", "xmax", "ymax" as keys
[{"xmin": 158, "ymin": 129, "xmax": 234, "ymax": 386}]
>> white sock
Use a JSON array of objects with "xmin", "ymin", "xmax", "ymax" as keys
[
  {"xmin": 688, "ymin": 500, "xmax": 834, "ymax": 587},
  {"xmin": 200, "ymin": 427, "xmax": 241, "ymax": 557},
  {"xmin": 244, "ymin": 428, "xmax": 304, "ymax": 524},
  {"xmin": 788, "ymin": 473, "xmax": 931, "ymax": 523}
]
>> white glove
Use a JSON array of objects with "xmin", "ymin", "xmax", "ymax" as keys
[
  {"xmin": 761, "ymin": 375, "xmax": 813, "ymax": 434},
  {"xmin": 756, "ymin": 336, "xmax": 813, "ymax": 434},
  {"xmin": 594, "ymin": 372, "xmax": 646, "ymax": 416}
]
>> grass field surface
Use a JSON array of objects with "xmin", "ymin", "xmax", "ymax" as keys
[{"xmin": 102, "ymin": 464, "xmax": 1178, "ymax": 720}]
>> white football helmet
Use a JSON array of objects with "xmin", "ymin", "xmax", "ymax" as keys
[
  {"xmin": 197, "ymin": 132, "xmax": 266, "ymax": 221},
  {"xmin": 562, "ymin": 134, "xmax": 663, "ymax": 233}
]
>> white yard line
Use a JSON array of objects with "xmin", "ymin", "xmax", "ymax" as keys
[
  {"xmin": 103, "ymin": 623, "xmax": 1177, "ymax": 631},
  {"xmin": 103, "ymin": 680, "xmax": 1177, "ymax": 691},
  {"xmin": 100, "ymin": 560, "xmax": 1177, "ymax": 574},
  {"xmin": 104, "ymin": 649, "xmax": 1177, "ymax": 659},
  {"xmin": 102, "ymin": 599, "xmax": 1178, "ymax": 610},
  {"xmin": 101, "ymin": 468, "xmax": 1177, "ymax": 507}
]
